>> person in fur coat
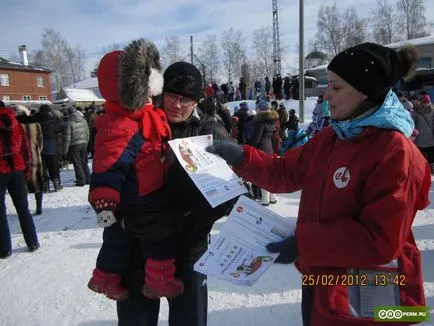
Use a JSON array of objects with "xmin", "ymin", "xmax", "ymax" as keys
[
  {"xmin": 248, "ymin": 100, "xmax": 279, "ymax": 206},
  {"xmin": 14, "ymin": 105, "xmax": 44, "ymax": 215},
  {"xmin": 87, "ymin": 39, "xmax": 182, "ymax": 301}
]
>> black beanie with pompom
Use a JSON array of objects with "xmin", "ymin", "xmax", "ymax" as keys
[{"xmin": 327, "ymin": 42, "xmax": 418, "ymax": 102}]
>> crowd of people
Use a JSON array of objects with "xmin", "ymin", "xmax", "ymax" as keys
[
  {"xmin": 0, "ymin": 38, "xmax": 433, "ymax": 326},
  {"xmin": 204, "ymin": 73, "xmax": 301, "ymax": 104}
]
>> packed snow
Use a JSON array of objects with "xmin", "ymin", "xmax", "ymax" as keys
[{"xmin": 1, "ymin": 99, "xmax": 433, "ymax": 325}]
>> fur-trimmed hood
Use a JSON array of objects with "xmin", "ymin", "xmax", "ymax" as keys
[
  {"xmin": 97, "ymin": 39, "xmax": 163, "ymax": 111},
  {"xmin": 255, "ymin": 109, "xmax": 279, "ymax": 121}
]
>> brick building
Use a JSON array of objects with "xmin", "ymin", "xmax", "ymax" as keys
[{"xmin": 0, "ymin": 45, "xmax": 51, "ymax": 102}]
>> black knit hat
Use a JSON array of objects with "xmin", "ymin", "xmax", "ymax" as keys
[
  {"xmin": 163, "ymin": 62, "xmax": 203, "ymax": 102},
  {"xmin": 328, "ymin": 42, "xmax": 418, "ymax": 101}
]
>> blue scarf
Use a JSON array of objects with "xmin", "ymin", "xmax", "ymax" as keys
[{"xmin": 331, "ymin": 90, "xmax": 415, "ymax": 140}]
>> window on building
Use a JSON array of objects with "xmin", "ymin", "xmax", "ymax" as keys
[
  {"xmin": 418, "ymin": 57, "xmax": 432, "ymax": 69},
  {"xmin": 23, "ymin": 95, "xmax": 31, "ymax": 101},
  {"xmin": 39, "ymin": 96, "xmax": 47, "ymax": 101},
  {"xmin": 36, "ymin": 76, "xmax": 45, "ymax": 87},
  {"xmin": 0, "ymin": 74, "xmax": 9, "ymax": 86},
  {"xmin": 2, "ymin": 95, "xmax": 11, "ymax": 101}
]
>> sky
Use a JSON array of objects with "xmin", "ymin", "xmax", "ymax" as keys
[
  {"xmin": 1, "ymin": 0, "xmax": 434, "ymax": 78},
  {"xmin": 1, "ymin": 97, "xmax": 433, "ymax": 325}
]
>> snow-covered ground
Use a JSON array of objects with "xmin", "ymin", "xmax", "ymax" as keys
[{"xmin": 1, "ymin": 99, "xmax": 433, "ymax": 325}]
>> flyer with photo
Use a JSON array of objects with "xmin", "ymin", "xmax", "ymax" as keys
[
  {"xmin": 168, "ymin": 135, "xmax": 247, "ymax": 208},
  {"xmin": 194, "ymin": 196, "xmax": 295, "ymax": 286}
]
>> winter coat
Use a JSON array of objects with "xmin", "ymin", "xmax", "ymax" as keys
[
  {"xmin": 277, "ymin": 107, "xmax": 289, "ymax": 136},
  {"xmin": 286, "ymin": 113, "xmax": 299, "ymax": 130},
  {"xmin": 198, "ymin": 97, "xmax": 232, "ymax": 134},
  {"xmin": 165, "ymin": 108, "xmax": 234, "ymax": 261},
  {"xmin": 248, "ymin": 110, "xmax": 279, "ymax": 154},
  {"xmin": 63, "ymin": 110, "xmax": 90, "ymax": 154},
  {"xmin": 234, "ymin": 125, "xmax": 430, "ymax": 325},
  {"xmin": 37, "ymin": 111, "xmax": 63, "ymax": 156},
  {"xmin": 283, "ymin": 77, "xmax": 291, "ymax": 97},
  {"xmin": 242, "ymin": 115, "xmax": 256, "ymax": 144},
  {"xmin": 89, "ymin": 103, "xmax": 171, "ymax": 218},
  {"xmin": 265, "ymin": 79, "xmax": 271, "ymax": 93},
  {"xmin": 413, "ymin": 105, "xmax": 434, "ymax": 148},
  {"xmin": 16, "ymin": 116, "xmax": 44, "ymax": 193},
  {"xmin": 235, "ymin": 108, "xmax": 249, "ymax": 144},
  {"xmin": 0, "ymin": 108, "xmax": 31, "ymax": 178}
]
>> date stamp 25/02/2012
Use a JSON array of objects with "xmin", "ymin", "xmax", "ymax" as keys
[{"xmin": 301, "ymin": 273, "xmax": 406, "ymax": 287}]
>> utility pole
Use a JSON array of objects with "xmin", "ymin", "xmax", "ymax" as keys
[
  {"xmin": 190, "ymin": 36, "xmax": 194, "ymax": 65},
  {"xmin": 299, "ymin": 0, "xmax": 305, "ymax": 122},
  {"xmin": 272, "ymin": 0, "xmax": 281, "ymax": 75}
]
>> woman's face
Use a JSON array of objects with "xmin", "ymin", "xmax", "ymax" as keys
[
  {"xmin": 324, "ymin": 71, "xmax": 367, "ymax": 121},
  {"xmin": 163, "ymin": 92, "xmax": 197, "ymax": 123}
]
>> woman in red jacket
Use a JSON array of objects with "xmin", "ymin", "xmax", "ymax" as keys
[
  {"xmin": 207, "ymin": 43, "xmax": 431, "ymax": 326},
  {"xmin": 0, "ymin": 101, "xmax": 40, "ymax": 258}
]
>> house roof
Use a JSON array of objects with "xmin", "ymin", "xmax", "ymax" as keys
[
  {"xmin": 56, "ymin": 87, "xmax": 104, "ymax": 103},
  {"xmin": 66, "ymin": 77, "xmax": 98, "ymax": 89},
  {"xmin": 385, "ymin": 35, "xmax": 434, "ymax": 49},
  {"xmin": 0, "ymin": 57, "xmax": 51, "ymax": 73}
]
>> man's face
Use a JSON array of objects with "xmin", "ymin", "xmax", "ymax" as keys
[{"xmin": 163, "ymin": 92, "xmax": 197, "ymax": 123}]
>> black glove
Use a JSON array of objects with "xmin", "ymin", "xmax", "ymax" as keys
[
  {"xmin": 205, "ymin": 140, "xmax": 245, "ymax": 167},
  {"xmin": 266, "ymin": 235, "xmax": 299, "ymax": 264}
]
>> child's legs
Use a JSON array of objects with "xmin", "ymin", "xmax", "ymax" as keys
[{"xmin": 96, "ymin": 223, "xmax": 134, "ymax": 274}]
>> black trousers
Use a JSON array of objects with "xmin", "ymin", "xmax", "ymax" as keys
[
  {"xmin": 69, "ymin": 144, "xmax": 91, "ymax": 185},
  {"xmin": 42, "ymin": 154, "xmax": 60, "ymax": 180},
  {"xmin": 301, "ymin": 285, "xmax": 314, "ymax": 326},
  {"xmin": 0, "ymin": 171, "xmax": 39, "ymax": 255},
  {"xmin": 117, "ymin": 261, "xmax": 208, "ymax": 326}
]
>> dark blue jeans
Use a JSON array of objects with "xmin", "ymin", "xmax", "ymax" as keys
[{"xmin": 0, "ymin": 171, "xmax": 39, "ymax": 255}]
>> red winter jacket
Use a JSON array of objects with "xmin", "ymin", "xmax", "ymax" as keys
[
  {"xmin": 88, "ymin": 102, "xmax": 171, "ymax": 215},
  {"xmin": 235, "ymin": 127, "xmax": 430, "ymax": 326},
  {"xmin": 0, "ymin": 107, "xmax": 31, "ymax": 179}
]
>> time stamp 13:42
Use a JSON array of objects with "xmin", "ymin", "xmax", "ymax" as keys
[{"xmin": 302, "ymin": 273, "xmax": 406, "ymax": 287}]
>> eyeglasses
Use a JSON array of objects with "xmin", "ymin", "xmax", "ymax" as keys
[{"xmin": 164, "ymin": 93, "xmax": 195, "ymax": 107}]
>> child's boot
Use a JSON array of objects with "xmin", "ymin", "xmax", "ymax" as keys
[
  {"xmin": 88, "ymin": 268, "xmax": 129, "ymax": 301},
  {"xmin": 142, "ymin": 258, "xmax": 184, "ymax": 299}
]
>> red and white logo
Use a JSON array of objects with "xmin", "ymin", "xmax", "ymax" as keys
[{"xmin": 333, "ymin": 167, "xmax": 350, "ymax": 188}]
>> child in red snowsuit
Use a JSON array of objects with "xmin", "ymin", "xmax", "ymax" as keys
[{"xmin": 87, "ymin": 39, "xmax": 183, "ymax": 301}]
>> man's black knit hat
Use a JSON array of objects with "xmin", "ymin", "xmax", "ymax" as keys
[
  {"xmin": 328, "ymin": 42, "xmax": 418, "ymax": 101},
  {"xmin": 163, "ymin": 62, "xmax": 203, "ymax": 102}
]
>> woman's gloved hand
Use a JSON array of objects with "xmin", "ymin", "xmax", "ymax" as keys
[
  {"xmin": 205, "ymin": 140, "xmax": 245, "ymax": 167},
  {"xmin": 266, "ymin": 234, "xmax": 299, "ymax": 264}
]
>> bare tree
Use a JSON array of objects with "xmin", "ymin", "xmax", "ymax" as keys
[
  {"xmin": 198, "ymin": 34, "xmax": 219, "ymax": 83},
  {"xmin": 252, "ymin": 26, "xmax": 273, "ymax": 79},
  {"xmin": 315, "ymin": 4, "xmax": 366, "ymax": 56},
  {"xmin": 342, "ymin": 7, "xmax": 367, "ymax": 47},
  {"xmin": 37, "ymin": 29, "xmax": 87, "ymax": 92},
  {"xmin": 371, "ymin": 0, "xmax": 398, "ymax": 44},
  {"xmin": 65, "ymin": 45, "xmax": 87, "ymax": 84},
  {"xmin": 161, "ymin": 36, "xmax": 182, "ymax": 68},
  {"xmin": 221, "ymin": 28, "xmax": 245, "ymax": 82},
  {"xmin": 315, "ymin": 4, "xmax": 344, "ymax": 56},
  {"xmin": 41, "ymin": 28, "xmax": 70, "ymax": 92},
  {"xmin": 396, "ymin": 0, "xmax": 429, "ymax": 39}
]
